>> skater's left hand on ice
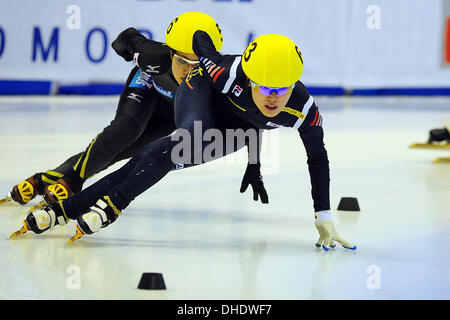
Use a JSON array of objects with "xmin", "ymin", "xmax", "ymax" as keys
[
  {"xmin": 240, "ymin": 162, "xmax": 268, "ymax": 204},
  {"xmin": 314, "ymin": 210, "xmax": 356, "ymax": 251}
]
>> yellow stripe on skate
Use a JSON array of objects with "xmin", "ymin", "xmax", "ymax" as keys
[
  {"xmin": 41, "ymin": 175, "xmax": 58, "ymax": 185},
  {"xmin": 45, "ymin": 170, "xmax": 64, "ymax": 178},
  {"xmin": 104, "ymin": 196, "xmax": 122, "ymax": 215}
]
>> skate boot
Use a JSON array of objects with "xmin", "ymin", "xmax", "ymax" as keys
[
  {"xmin": 1, "ymin": 170, "xmax": 72, "ymax": 206},
  {"xmin": 66, "ymin": 196, "xmax": 121, "ymax": 246},
  {"xmin": 9, "ymin": 201, "xmax": 69, "ymax": 238},
  {"xmin": 428, "ymin": 126, "xmax": 450, "ymax": 144},
  {"xmin": 41, "ymin": 169, "xmax": 83, "ymax": 205},
  {"xmin": 409, "ymin": 125, "xmax": 450, "ymax": 151},
  {"xmin": 0, "ymin": 173, "xmax": 46, "ymax": 205},
  {"xmin": 28, "ymin": 172, "xmax": 83, "ymax": 213},
  {"xmin": 42, "ymin": 178, "xmax": 75, "ymax": 204},
  {"xmin": 20, "ymin": 178, "xmax": 74, "ymax": 215}
]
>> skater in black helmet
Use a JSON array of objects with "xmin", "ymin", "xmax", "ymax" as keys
[
  {"xmin": 1, "ymin": 12, "xmax": 267, "ymax": 210},
  {"xmin": 11, "ymin": 31, "xmax": 356, "ymax": 252}
]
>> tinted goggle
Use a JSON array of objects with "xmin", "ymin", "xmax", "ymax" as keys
[
  {"xmin": 173, "ymin": 53, "xmax": 200, "ymax": 67},
  {"xmin": 250, "ymin": 80, "xmax": 295, "ymax": 96}
]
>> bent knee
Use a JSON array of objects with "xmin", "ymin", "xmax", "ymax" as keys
[{"xmin": 101, "ymin": 115, "xmax": 146, "ymax": 153}]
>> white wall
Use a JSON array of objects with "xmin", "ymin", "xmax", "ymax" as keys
[{"xmin": 0, "ymin": 0, "xmax": 448, "ymax": 89}]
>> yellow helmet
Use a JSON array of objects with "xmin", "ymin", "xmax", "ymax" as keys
[
  {"xmin": 242, "ymin": 34, "xmax": 303, "ymax": 88},
  {"xmin": 165, "ymin": 12, "xmax": 223, "ymax": 54}
]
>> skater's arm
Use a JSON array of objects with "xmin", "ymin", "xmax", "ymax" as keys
[
  {"xmin": 192, "ymin": 30, "xmax": 241, "ymax": 93},
  {"xmin": 112, "ymin": 27, "xmax": 171, "ymax": 75},
  {"xmin": 298, "ymin": 106, "xmax": 330, "ymax": 212},
  {"xmin": 193, "ymin": 30, "xmax": 223, "ymax": 62},
  {"xmin": 296, "ymin": 99, "xmax": 356, "ymax": 252},
  {"xmin": 240, "ymin": 134, "xmax": 268, "ymax": 204}
]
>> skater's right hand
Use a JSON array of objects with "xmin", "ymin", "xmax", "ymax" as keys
[{"xmin": 240, "ymin": 162, "xmax": 269, "ymax": 204}]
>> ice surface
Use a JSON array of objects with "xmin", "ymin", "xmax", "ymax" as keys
[{"xmin": 0, "ymin": 95, "xmax": 449, "ymax": 299}]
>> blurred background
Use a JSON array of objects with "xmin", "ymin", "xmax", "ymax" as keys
[{"xmin": 1, "ymin": 0, "xmax": 449, "ymax": 95}]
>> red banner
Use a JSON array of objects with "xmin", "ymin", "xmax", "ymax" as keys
[{"xmin": 446, "ymin": 17, "xmax": 450, "ymax": 64}]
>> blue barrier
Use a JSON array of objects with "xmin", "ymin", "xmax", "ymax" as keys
[
  {"xmin": 2, "ymin": 80, "xmax": 450, "ymax": 96},
  {"xmin": 0, "ymin": 80, "xmax": 52, "ymax": 95},
  {"xmin": 352, "ymin": 88, "xmax": 450, "ymax": 96},
  {"xmin": 58, "ymin": 83, "xmax": 124, "ymax": 95}
]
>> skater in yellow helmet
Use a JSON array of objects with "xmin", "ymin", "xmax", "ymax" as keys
[
  {"xmin": 3, "ymin": 12, "xmax": 267, "ymax": 213},
  {"xmin": 12, "ymin": 32, "xmax": 355, "ymax": 252}
]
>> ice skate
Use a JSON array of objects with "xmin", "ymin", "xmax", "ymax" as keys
[
  {"xmin": 0, "ymin": 194, "xmax": 12, "ymax": 205},
  {"xmin": 26, "ymin": 201, "xmax": 47, "ymax": 214},
  {"xmin": 409, "ymin": 126, "xmax": 450, "ymax": 162},
  {"xmin": 9, "ymin": 201, "xmax": 69, "ymax": 238},
  {"xmin": 65, "ymin": 225, "xmax": 85, "ymax": 246},
  {"xmin": 66, "ymin": 196, "xmax": 121, "ymax": 246},
  {"xmin": 432, "ymin": 157, "xmax": 450, "ymax": 163},
  {"xmin": 42, "ymin": 178, "xmax": 75, "ymax": 204},
  {"xmin": 409, "ymin": 126, "xmax": 450, "ymax": 150},
  {"xmin": 1, "ymin": 171, "xmax": 76, "ymax": 208},
  {"xmin": 9, "ymin": 177, "xmax": 76, "ymax": 216},
  {"xmin": 22, "ymin": 178, "xmax": 76, "ymax": 215},
  {"xmin": 1, "ymin": 174, "xmax": 45, "ymax": 206},
  {"xmin": 409, "ymin": 143, "xmax": 450, "ymax": 150}
]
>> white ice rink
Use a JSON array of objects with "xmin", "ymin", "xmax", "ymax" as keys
[{"xmin": 0, "ymin": 95, "xmax": 449, "ymax": 300}]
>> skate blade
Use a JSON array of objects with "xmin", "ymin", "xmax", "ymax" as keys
[
  {"xmin": 433, "ymin": 157, "xmax": 450, "ymax": 163},
  {"xmin": 26, "ymin": 201, "xmax": 46, "ymax": 214},
  {"xmin": 409, "ymin": 143, "xmax": 450, "ymax": 150},
  {"xmin": 65, "ymin": 225, "xmax": 85, "ymax": 247},
  {"xmin": 0, "ymin": 196, "xmax": 12, "ymax": 205},
  {"xmin": 9, "ymin": 220, "xmax": 30, "ymax": 239}
]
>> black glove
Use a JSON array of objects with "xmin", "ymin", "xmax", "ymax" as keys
[
  {"xmin": 111, "ymin": 27, "xmax": 140, "ymax": 62},
  {"xmin": 112, "ymin": 27, "xmax": 172, "ymax": 75},
  {"xmin": 193, "ymin": 30, "xmax": 222, "ymax": 61},
  {"xmin": 240, "ymin": 163, "xmax": 268, "ymax": 204}
]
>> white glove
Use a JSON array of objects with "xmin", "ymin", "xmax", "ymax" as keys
[{"xmin": 314, "ymin": 210, "xmax": 356, "ymax": 251}]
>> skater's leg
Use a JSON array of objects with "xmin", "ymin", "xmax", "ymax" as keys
[
  {"xmin": 71, "ymin": 67, "xmax": 156, "ymax": 181},
  {"xmin": 60, "ymin": 107, "xmax": 176, "ymax": 218},
  {"xmin": 105, "ymin": 71, "xmax": 222, "ymax": 210},
  {"xmin": 108, "ymin": 108, "xmax": 176, "ymax": 163},
  {"xmin": 44, "ymin": 153, "xmax": 83, "ymax": 188},
  {"xmin": 42, "ymin": 96, "xmax": 172, "ymax": 204},
  {"xmin": 62, "ymin": 71, "xmax": 219, "ymax": 218},
  {"xmin": 5, "ymin": 67, "xmax": 156, "ymax": 205},
  {"xmin": 62, "ymin": 154, "xmax": 144, "ymax": 219},
  {"xmin": 49, "ymin": 66, "xmax": 156, "ymax": 188},
  {"xmin": 62, "ymin": 121, "xmax": 203, "ymax": 219},
  {"xmin": 41, "ymin": 68, "xmax": 161, "ymax": 204}
]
